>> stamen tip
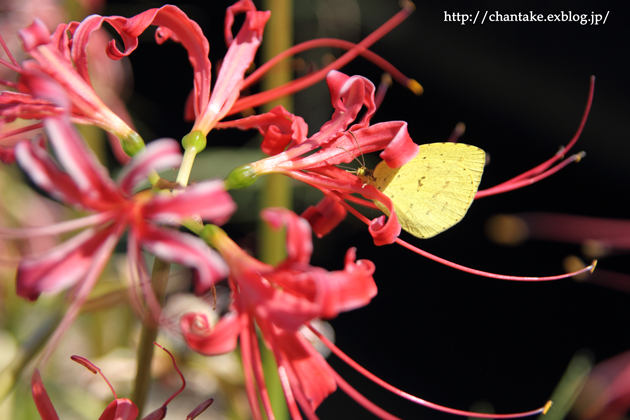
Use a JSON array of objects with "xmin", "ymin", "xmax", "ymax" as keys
[
  {"xmin": 400, "ymin": 0, "xmax": 416, "ymax": 12},
  {"xmin": 543, "ymin": 400, "xmax": 553, "ymax": 414},
  {"xmin": 590, "ymin": 259, "xmax": 598, "ymax": 273},
  {"xmin": 407, "ymin": 79, "xmax": 423, "ymax": 95},
  {"xmin": 574, "ymin": 151, "xmax": 586, "ymax": 162}
]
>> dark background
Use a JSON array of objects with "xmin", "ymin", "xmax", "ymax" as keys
[{"xmin": 104, "ymin": 0, "xmax": 630, "ymax": 418}]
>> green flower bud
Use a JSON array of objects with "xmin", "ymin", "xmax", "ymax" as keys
[
  {"xmin": 121, "ymin": 131, "xmax": 145, "ymax": 157},
  {"xmin": 224, "ymin": 164, "xmax": 258, "ymax": 190},
  {"xmin": 182, "ymin": 130, "xmax": 207, "ymax": 153}
]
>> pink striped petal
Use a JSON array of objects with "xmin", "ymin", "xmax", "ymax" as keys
[
  {"xmin": 193, "ymin": 1, "xmax": 270, "ymax": 134},
  {"xmin": 136, "ymin": 224, "xmax": 228, "ymax": 294},
  {"xmin": 181, "ymin": 312, "xmax": 240, "ymax": 356},
  {"xmin": 44, "ymin": 115, "xmax": 125, "ymax": 206},
  {"xmin": 117, "ymin": 139, "xmax": 182, "ymax": 195},
  {"xmin": 14, "ymin": 137, "xmax": 84, "ymax": 208},
  {"xmin": 16, "ymin": 225, "xmax": 121, "ymax": 301},
  {"xmin": 142, "ymin": 180, "xmax": 236, "ymax": 225}
]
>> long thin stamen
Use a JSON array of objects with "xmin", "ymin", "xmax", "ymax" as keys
[
  {"xmin": 153, "ymin": 343, "xmax": 186, "ymax": 407},
  {"xmin": 0, "ymin": 123, "xmax": 45, "ymax": 141},
  {"xmin": 476, "ymin": 152, "xmax": 586, "ymax": 198},
  {"xmin": 323, "ymin": 190, "xmax": 598, "ymax": 281},
  {"xmin": 71, "ymin": 356, "xmax": 118, "ymax": 399},
  {"xmin": 476, "ymin": 76, "xmax": 594, "ymax": 198},
  {"xmin": 242, "ymin": 38, "xmax": 421, "ymax": 94},
  {"xmin": 0, "ymin": 35, "xmax": 21, "ymax": 72},
  {"xmin": 308, "ymin": 324, "xmax": 552, "ymax": 419},
  {"xmin": 394, "ymin": 236, "xmax": 597, "ymax": 281},
  {"xmin": 333, "ymin": 371, "xmax": 402, "ymax": 420},
  {"xmin": 248, "ymin": 321, "xmax": 277, "ymax": 420},
  {"xmin": 239, "ymin": 316, "xmax": 265, "ymax": 420},
  {"xmin": 229, "ymin": 1, "xmax": 416, "ymax": 115}
]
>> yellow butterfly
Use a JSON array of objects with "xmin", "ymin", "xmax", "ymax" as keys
[{"xmin": 356, "ymin": 142, "xmax": 485, "ymax": 238}]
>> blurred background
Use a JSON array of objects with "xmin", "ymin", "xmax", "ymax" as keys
[{"xmin": 2, "ymin": 0, "xmax": 629, "ymax": 418}]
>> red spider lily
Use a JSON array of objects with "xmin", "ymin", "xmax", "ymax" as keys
[
  {"xmin": 185, "ymin": 0, "xmax": 418, "ymax": 141},
  {"xmin": 1, "ymin": 0, "xmax": 417, "ymax": 163},
  {"xmin": 181, "ymin": 208, "xmax": 552, "ymax": 420},
  {"xmin": 181, "ymin": 208, "xmax": 377, "ymax": 419},
  {"xmin": 0, "ymin": 77, "xmax": 235, "ymax": 364},
  {"xmin": 0, "ymin": 20, "xmax": 142, "ymax": 158},
  {"xmin": 32, "ymin": 344, "xmax": 213, "ymax": 420},
  {"xmin": 224, "ymin": 70, "xmax": 418, "ymax": 245},
  {"xmin": 223, "ymin": 71, "xmax": 596, "ymax": 282}
]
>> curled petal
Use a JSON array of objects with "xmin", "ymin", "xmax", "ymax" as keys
[
  {"xmin": 369, "ymin": 214, "xmax": 401, "ymax": 246},
  {"xmin": 71, "ymin": 6, "xmax": 211, "ymax": 119},
  {"xmin": 246, "ymin": 271, "xmax": 321, "ymax": 330},
  {"xmin": 261, "ymin": 208, "xmax": 312, "ymax": 264},
  {"xmin": 142, "ymin": 180, "xmax": 236, "ymax": 226},
  {"xmin": 18, "ymin": 19, "xmax": 52, "ymax": 51},
  {"xmin": 17, "ymin": 226, "xmax": 120, "ymax": 301},
  {"xmin": 193, "ymin": 2, "xmax": 270, "ymax": 134},
  {"xmin": 376, "ymin": 122, "xmax": 418, "ymax": 168},
  {"xmin": 217, "ymin": 105, "xmax": 309, "ymax": 155},
  {"xmin": 301, "ymin": 197, "xmax": 347, "ymax": 238},
  {"xmin": 137, "ymin": 224, "xmax": 228, "ymax": 294},
  {"xmin": 181, "ymin": 312, "xmax": 240, "ymax": 356},
  {"xmin": 224, "ymin": 0, "xmax": 260, "ymax": 46},
  {"xmin": 307, "ymin": 72, "xmax": 373, "ymax": 147},
  {"xmin": 117, "ymin": 139, "xmax": 182, "ymax": 195},
  {"xmin": 318, "ymin": 248, "xmax": 377, "ymax": 319}
]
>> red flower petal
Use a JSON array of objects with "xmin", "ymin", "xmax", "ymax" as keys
[
  {"xmin": 31, "ymin": 369, "xmax": 60, "ymax": 420},
  {"xmin": 98, "ymin": 399, "xmax": 139, "ymax": 420},
  {"xmin": 261, "ymin": 208, "xmax": 312, "ymax": 264},
  {"xmin": 142, "ymin": 180, "xmax": 236, "ymax": 226},
  {"xmin": 301, "ymin": 197, "xmax": 347, "ymax": 238},
  {"xmin": 16, "ymin": 225, "xmax": 121, "ymax": 301},
  {"xmin": 181, "ymin": 312, "xmax": 240, "ymax": 356},
  {"xmin": 137, "ymin": 224, "xmax": 228, "ymax": 294}
]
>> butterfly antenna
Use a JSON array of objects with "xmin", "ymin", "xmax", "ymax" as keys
[{"xmin": 348, "ymin": 131, "xmax": 366, "ymax": 167}]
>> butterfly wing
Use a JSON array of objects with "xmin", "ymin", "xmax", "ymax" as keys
[{"xmin": 372, "ymin": 143, "xmax": 485, "ymax": 238}]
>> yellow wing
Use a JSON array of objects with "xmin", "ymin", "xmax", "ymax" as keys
[{"xmin": 364, "ymin": 142, "xmax": 485, "ymax": 239}]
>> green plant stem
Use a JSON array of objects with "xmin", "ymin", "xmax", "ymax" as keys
[
  {"xmin": 259, "ymin": 0, "xmax": 294, "ymax": 418},
  {"xmin": 0, "ymin": 308, "xmax": 63, "ymax": 402},
  {"xmin": 131, "ymin": 256, "xmax": 171, "ymax": 416}
]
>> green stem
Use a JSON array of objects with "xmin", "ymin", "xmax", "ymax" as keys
[
  {"xmin": 259, "ymin": 0, "xmax": 294, "ymax": 418},
  {"xmin": 131, "ymin": 256, "xmax": 172, "ymax": 416},
  {"xmin": 0, "ymin": 308, "xmax": 63, "ymax": 402}
]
